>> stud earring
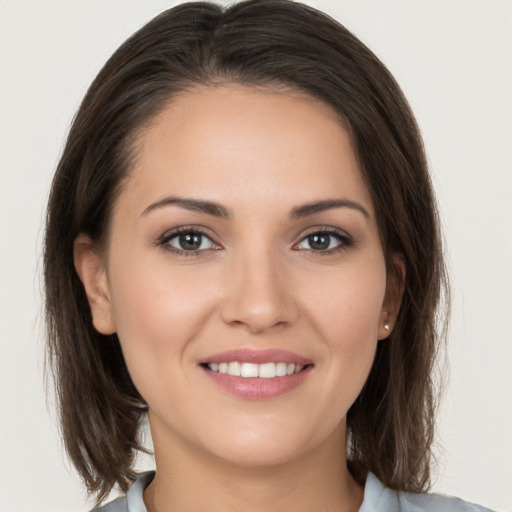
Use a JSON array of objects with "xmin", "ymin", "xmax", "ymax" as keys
[{"xmin": 384, "ymin": 323, "xmax": 390, "ymax": 331}]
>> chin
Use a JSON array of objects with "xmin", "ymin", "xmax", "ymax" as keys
[
  {"xmin": 194, "ymin": 417, "xmax": 343, "ymax": 469},
  {"xmin": 208, "ymin": 437, "xmax": 309, "ymax": 469}
]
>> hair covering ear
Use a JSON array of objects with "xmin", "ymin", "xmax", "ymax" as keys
[{"xmin": 73, "ymin": 234, "xmax": 116, "ymax": 334}]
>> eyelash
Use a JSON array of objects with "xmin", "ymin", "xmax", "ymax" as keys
[
  {"xmin": 157, "ymin": 226, "xmax": 220, "ymax": 257},
  {"xmin": 157, "ymin": 226, "xmax": 353, "ymax": 257},
  {"xmin": 294, "ymin": 228, "xmax": 353, "ymax": 256}
]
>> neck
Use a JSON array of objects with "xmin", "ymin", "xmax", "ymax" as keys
[{"xmin": 144, "ymin": 419, "xmax": 364, "ymax": 512}]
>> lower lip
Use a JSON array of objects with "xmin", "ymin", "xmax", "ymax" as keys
[{"xmin": 202, "ymin": 366, "xmax": 312, "ymax": 400}]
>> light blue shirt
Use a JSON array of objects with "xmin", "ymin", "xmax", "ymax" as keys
[{"xmin": 92, "ymin": 471, "xmax": 495, "ymax": 511}]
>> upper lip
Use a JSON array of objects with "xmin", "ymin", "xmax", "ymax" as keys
[{"xmin": 199, "ymin": 348, "xmax": 312, "ymax": 366}]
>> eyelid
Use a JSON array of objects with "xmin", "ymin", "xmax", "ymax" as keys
[
  {"xmin": 155, "ymin": 224, "xmax": 353, "ymax": 256},
  {"xmin": 293, "ymin": 226, "xmax": 354, "ymax": 253},
  {"xmin": 157, "ymin": 225, "xmax": 222, "ymax": 255}
]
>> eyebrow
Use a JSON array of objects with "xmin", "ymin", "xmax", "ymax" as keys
[
  {"xmin": 290, "ymin": 199, "xmax": 370, "ymax": 219},
  {"xmin": 141, "ymin": 195, "xmax": 370, "ymax": 220},
  {"xmin": 142, "ymin": 196, "xmax": 231, "ymax": 218}
]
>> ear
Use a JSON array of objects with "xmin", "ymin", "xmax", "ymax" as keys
[
  {"xmin": 378, "ymin": 254, "xmax": 405, "ymax": 340},
  {"xmin": 73, "ymin": 234, "xmax": 116, "ymax": 335}
]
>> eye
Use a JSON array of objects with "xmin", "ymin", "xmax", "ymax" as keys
[
  {"xmin": 295, "ymin": 230, "xmax": 352, "ymax": 253},
  {"xmin": 160, "ymin": 228, "xmax": 219, "ymax": 254}
]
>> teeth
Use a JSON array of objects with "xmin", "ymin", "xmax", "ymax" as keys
[
  {"xmin": 240, "ymin": 362, "xmax": 259, "ymax": 378},
  {"xmin": 258, "ymin": 362, "xmax": 275, "ymax": 379},
  {"xmin": 276, "ymin": 362, "xmax": 287, "ymax": 377},
  {"xmin": 207, "ymin": 361, "xmax": 305, "ymax": 378},
  {"xmin": 228, "ymin": 361, "xmax": 241, "ymax": 376}
]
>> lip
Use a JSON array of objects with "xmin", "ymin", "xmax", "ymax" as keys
[
  {"xmin": 198, "ymin": 348, "xmax": 312, "ymax": 366},
  {"xmin": 199, "ymin": 348, "xmax": 313, "ymax": 400}
]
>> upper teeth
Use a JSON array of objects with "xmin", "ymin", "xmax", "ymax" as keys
[{"xmin": 207, "ymin": 362, "xmax": 304, "ymax": 378}]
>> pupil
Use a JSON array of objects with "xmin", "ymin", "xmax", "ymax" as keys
[
  {"xmin": 309, "ymin": 234, "xmax": 329, "ymax": 250},
  {"xmin": 179, "ymin": 233, "xmax": 201, "ymax": 250}
]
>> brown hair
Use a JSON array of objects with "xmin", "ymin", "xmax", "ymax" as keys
[{"xmin": 44, "ymin": 0, "xmax": 449, "ymax": 503}]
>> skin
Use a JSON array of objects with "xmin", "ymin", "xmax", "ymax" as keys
[{"xmin": 75, "ymin": 85, "xmax": 401, "ymax": 512}]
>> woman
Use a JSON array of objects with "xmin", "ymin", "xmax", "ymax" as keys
[{"xmin": 43, "ymin": 1, "xmax": 494, "ymax": 511}]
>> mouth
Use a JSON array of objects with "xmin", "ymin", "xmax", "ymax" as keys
[
  {"xmin": 199, "ymin": 349, "xmax": 313, "ymax": 399},
  {"xmin": 202, "ymin": 361, "xmax": 309, "ymax": 378}
]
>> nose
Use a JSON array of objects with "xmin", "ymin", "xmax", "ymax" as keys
[{"xmin": 221, "ymin": 249, "xmax": 298, "ymax": 334}]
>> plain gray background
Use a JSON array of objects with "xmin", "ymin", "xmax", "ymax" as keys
[{"xmin": 1, "ymin": 1, "xmax": 511, "ymax": 510}]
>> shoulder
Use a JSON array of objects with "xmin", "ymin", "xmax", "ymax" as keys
[
  {"xmin": 90, "ymin": 471, "xmax": 155, "ymax": 512},
  {"xmin": 398, "ymin": 491, "xmax": 496, "ymax": 512},
  {"xmin": 90, "ymin": 495, "xmax": 128, "ymax": 512},
  {"xmin": 360, "ymin": 473, "xmax": 496, "ymax": 512}
]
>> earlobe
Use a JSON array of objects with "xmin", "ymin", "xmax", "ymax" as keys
[
  {"xmin": 73, "ymin": 234, "xmax": 116, "ymax": 335},
  {"xmin": 378, "ymin": 255, "xmax": 406, "ymax": 340},
  {"xmin": 377, "ymin": 311, "xmax": 393, "ymax": 340}
]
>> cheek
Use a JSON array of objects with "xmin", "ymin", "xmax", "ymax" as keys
[
  {"xmin": 302, "ymin": 260, "xmax": 386, "ymax": 395},
  {"xmin": 305, "ymin": 261, "xmax": 387, "ymax": 342},
  {"xmin": 107, "ymin": 260, "xmax": 220, "ymax": 376}
]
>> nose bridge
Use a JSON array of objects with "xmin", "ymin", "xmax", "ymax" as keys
[{"xmin": 221, "ymin": 243, "xmax": 297, "ymax": 333}]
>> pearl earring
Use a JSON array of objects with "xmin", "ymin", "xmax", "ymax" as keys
[{"xmin": 384, "ymin": 323, "xmax": 390, "ymax": 331}]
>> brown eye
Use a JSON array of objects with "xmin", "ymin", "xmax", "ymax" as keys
[
  {"xmin": 296, "ymin": 230, "xmax": 351, "ymax": 252},
  {"xmin": 178, "ymin": 233, "xmax": 203, "ymax": 250},
  {"xmin": 306, "ymin": 233, "xmax": 331, "ymax": 250},
  {"xmin": 166, "ymin": 231, "xmax": 216, "ymax": 252}
]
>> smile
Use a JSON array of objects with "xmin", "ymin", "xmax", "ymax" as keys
[
  {"xmin": 206, "ymin": 361, "xmax": 304, "ymax": 378},
  {"xmin": 199, "ymin": 349, "xmax": 313, "ymax": 399}
]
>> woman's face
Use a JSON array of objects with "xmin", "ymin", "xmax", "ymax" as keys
[{"xmin": 77, "ymin": 85, "xmax": 397, "ymax": 468}]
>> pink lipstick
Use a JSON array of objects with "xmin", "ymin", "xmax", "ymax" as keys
[{"xmin": 199, "ymin": 349, "xmax": 313, "ymax": 400}]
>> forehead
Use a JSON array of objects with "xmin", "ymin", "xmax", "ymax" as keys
[{"xmin": 118, "ymin": 84, "xmax": 373, "ymax": 218}]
